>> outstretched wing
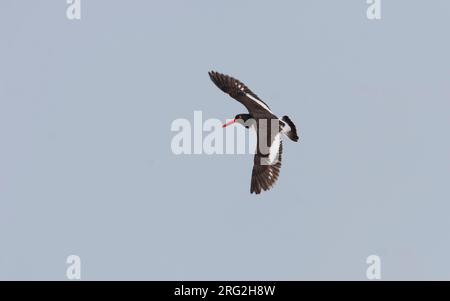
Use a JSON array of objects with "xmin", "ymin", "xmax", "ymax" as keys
[
  {"xmin": 208, "ymin": 71, "xmax": 273, "ymax": 115},
  {"xmin": 250, "ymin": 132, "xmax": 283, "ymax": 194}
]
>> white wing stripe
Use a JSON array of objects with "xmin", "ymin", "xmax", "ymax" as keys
[
  {"xmin": 280, "ymin": 119, "xmax": 291, "ymax": 133},
  {"xmin": 268, "ymin": 133, "xmax": 281, "ymax": 164},
  {"xmin": 245, "ymin": 93, "xmax": 273, "ymax": 113}
]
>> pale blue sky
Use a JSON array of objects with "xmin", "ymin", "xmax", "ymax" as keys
[{"xmin": 1, "ymin": 0, "xmax": 450, "ymax": 280}]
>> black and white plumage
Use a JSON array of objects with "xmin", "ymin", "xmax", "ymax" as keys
[{"xmin": 208, "ymin": 71, "xmax": 299, "ymax": 194}]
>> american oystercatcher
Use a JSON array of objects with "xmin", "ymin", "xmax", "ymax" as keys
[{"xmin": 208, "ymin": 71, "xmax": 299, "ymax": 194}]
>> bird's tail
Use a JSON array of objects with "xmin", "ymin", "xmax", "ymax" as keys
[{"xmin": 282, "ymin": 116, "xmax": 299, "ymax": 142}]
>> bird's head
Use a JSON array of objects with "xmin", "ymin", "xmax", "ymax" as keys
[{"xmin": 222, "ymin": 113, "xmax": 254, "ymax": 128}]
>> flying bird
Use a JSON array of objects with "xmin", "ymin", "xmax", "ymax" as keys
[{"xmin": 208, "ymin": 71, "xmax": 299, "ymax": 194}]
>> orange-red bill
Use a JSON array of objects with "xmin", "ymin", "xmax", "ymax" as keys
[{"xmin": 222, "ymin": 118, "xmax": 236, "ymax": 128}]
